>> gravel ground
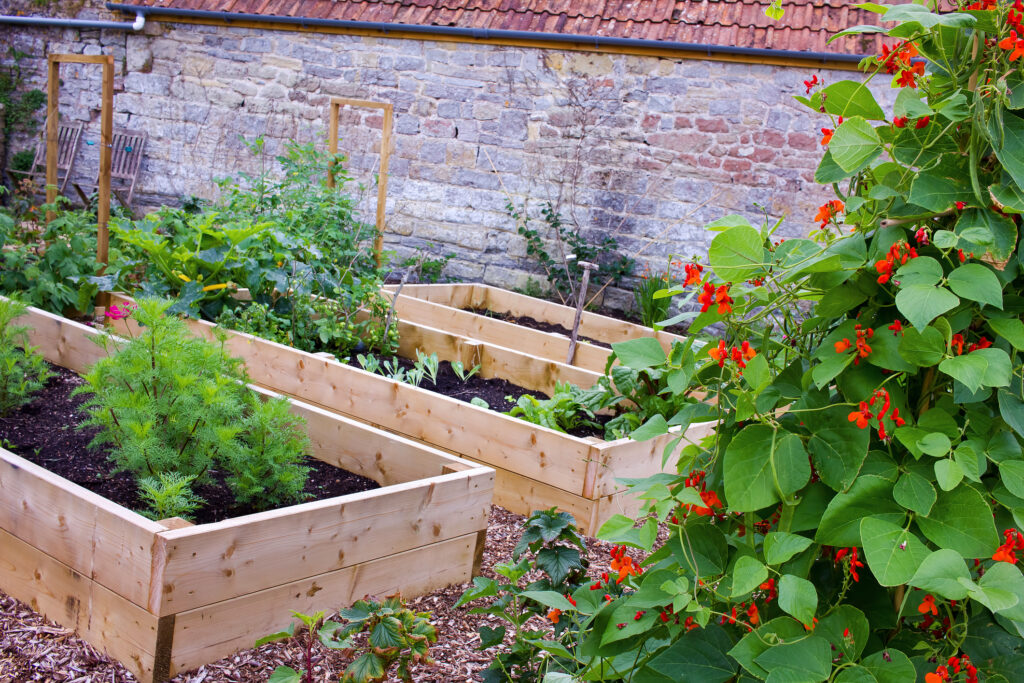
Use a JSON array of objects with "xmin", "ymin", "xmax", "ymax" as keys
[{"xmin": 0, "ymin": 505, "xmax": 647, "ymax": 682}]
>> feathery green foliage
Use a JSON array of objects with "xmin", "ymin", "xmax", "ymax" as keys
[
  {"xmin": 0, "ymin": 296, "xmax": 52, "ymax": 416},
  {"xmin": 74, "ymin": 298, "xmax": 310, "ymax": 518}
]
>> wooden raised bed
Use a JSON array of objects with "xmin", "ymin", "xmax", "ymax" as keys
[
  {"xmin": 109, "ymin": 296, "xmax": 714, "ymax": 536},
  {"xmin": 383, "ymin": 283, "xmax": 688, "ymax": 374},
  {"xmin": 2, "ymin": 303, "xmax": 494, "ymax": 682}
]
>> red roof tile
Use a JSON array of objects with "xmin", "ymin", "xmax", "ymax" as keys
[{"xmin": 130, "ymin": 0, "xmax": 892, "ymax": 55}]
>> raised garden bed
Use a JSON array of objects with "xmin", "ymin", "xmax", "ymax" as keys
[
  {"xmin": 1, "ymin": 302, "xmax": 494, "ymax": 683},
  {"xmin": 384, "ymin": 283, "xmax": 688, "ymax": 373},
  {"xmin": 109, "ymin": 295, "xmax": 714, "ymax": 535}
]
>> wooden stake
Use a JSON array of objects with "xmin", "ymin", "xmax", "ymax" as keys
[
  {"xmin": 45, "ymin": 57, "xmax": 59, "ymax": 223},
  {"xmin": 566, "ymin": 262, "xmax": 597, "ymax": 365},
  {"xmin": 97, "ymin": 55, "xmax": 114, "ymax": 270},
  {"xmin": 375, "ymin": 102, "xmax": 393, "ymax": 269},
  {"xmin": 327, "ymin": 100, "xmax": 339, "ymax": 189}
]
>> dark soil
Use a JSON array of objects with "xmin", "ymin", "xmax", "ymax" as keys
[
  {"xmin": 0, "ymin": 365, "xmax": 379, "ymax": 525},
  {"xmin": 348, "ymin": 355, "xmax": 610, "ymax": 439}
]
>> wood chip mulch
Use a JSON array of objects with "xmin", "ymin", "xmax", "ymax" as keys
[{"xmin": 0, "ymin": 505, "xmax": 647, "ymax": 682}]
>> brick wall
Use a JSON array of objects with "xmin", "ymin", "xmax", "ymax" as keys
[{"xmin": 1, "ymin": 11, "xmax": 895, "ymax": 310}]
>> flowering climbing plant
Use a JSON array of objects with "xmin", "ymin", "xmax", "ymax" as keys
[{"xmin": 466, "ymin": 2, "xmax": 1024, "ymax": 681}]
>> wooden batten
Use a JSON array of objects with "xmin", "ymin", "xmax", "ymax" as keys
[
  {"xmin": 1, "ymin": 528, "xmax": 165, "ymax": 683},
  {"xmin": 167, "ymin": 533, "xmax": 477, "ymax": 676},
  {"xmin": 0, "ymin": 450, "xmax": 164, "ymax": 610},
  {"xmin": 155, "ymin": 470, "xmax": 493, "ymax": 615}
]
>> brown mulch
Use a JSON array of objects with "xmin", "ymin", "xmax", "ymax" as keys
[{"xmin": 0, "ymin": 506, "xmax": 645, "ymax": 682}]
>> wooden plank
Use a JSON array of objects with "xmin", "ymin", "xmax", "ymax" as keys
[
  {"xmin": 96, "ymin": 55, "xmax": 115, "ymax": 269},
  {"xmin": 385, "ymin": 290, "xmax": 612, "ymax": 376},
  {"xmin": 144, "ymin": 316, "xmax": 594, "ymax": 491},
  {"xmin": 167, "ymin": 533, "xmax": 478, "ymax": 676},
  {"xmin": 0, "ymin": 450, "xmax": 163, "ymax": 610},
  {"xmin": 267, "ymin": 388, "xmax": 482, "ymax": 486},
  {"xmin": 389, "ymin": 314, "xmax": 602, "ymax": 391},
  {"xmin": 49, "ymin": 54, "xmax": 114, "ymax": 65},
  {"xmin": 0, "ymin": 529, "xmax": 163, "ymax": 683},
  {"xmin": 397, "ymin": 283, "xmax": 687, "ymax": 351},
  {"xmin": 155, "ymin": 470, "xmax": 493, "ymax": 614},
  {"xmin": 13, "ymin": 302, "xmax": 110, "ymax": 372}
]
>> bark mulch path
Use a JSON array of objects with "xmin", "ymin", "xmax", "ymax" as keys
[{"xmin": 0, "ymin": 505, "xmax": 646, "ymax": 682}]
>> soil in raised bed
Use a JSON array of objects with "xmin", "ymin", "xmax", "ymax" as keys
[
  {"xmin": 0, "ymin": 364, "xmax": 380, "ymax": 525},
  {"xmin": 466, "ymin": 307, "xmax": 613, "ymax": 349},
  {"xmin": 346, "ymin": 355, "xmax": 610, "ymax": 440}
]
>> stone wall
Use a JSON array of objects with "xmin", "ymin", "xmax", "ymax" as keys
[{"xmin": 1, "ymin": 8, "xmax": 894, "ymax": 309}]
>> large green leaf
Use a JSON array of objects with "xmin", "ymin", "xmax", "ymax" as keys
[
  {"xmin": 947, "ymin": 263, "xmax": 1003, "ymax": 309},
  {"xmin": 898, "ymin": 326, "xmax": 946, "ymax": 366},
  {"xmin": 753, "ymin": 636, "xmax": 832, "ymax": 682},
  {"xmin": 731, "ymin": 556, "xmax": 769, "ymax": 597},
  {"xmin": 816, "ymin": 475, "xmax": 903, "ymax": 547},
  {"xmin": 723, "ymin": 426, "xmax": 810, "ymax": 512},
  {"xmin": 910, "ymin": 548, "xmax": 972, "ymax": 600},
  {"xmin": 671, "ymin": 520, "xmax": 728, "ymax": 577},
  {"xmin": 939, "ymin": 353, "xmax": 989, "ymax": 393},
  {"xmin": 980, "ymin": 561, "xmax": 1024, "ymax": 622},
  {"xmin": 611, "ymin": 337, "xmax": 667, "ymax": 369},
  {"xmin": 830, "ymin": 117, "xmax": 883, "ymax": 172},
  {"xmin": 956, "ymin": 208, "xmax": 1018, "ymax": 264},
  {"xmin": 764, "ymin": 532, "xmax": 814, "ymax": 566},
  {"xmin": 645, "ymin": 624, "xmax": 737, "ymax": 683},
  {"xmin": 861, "ymin": 649, "xmax": 916, "ymax": 683},
  {"xmin": 895, "ymin": 284, "xmax": 960, "ymax": 332},
  {"xmin": 708, "ymin": 224, "xmax": 764, "ymax": 283},
  {"xmin": 990, "ymin": 110, "xmax": 1024, "ymax": 197},
  {"xmin": 1001, "ymin": 460, "xmax": 1024, "ymax": 499},
  {"xmin": 816, "ymin": 605, "xmax": 870, "ymax": 663},
  {"xmin": 974, "ymin": 347, "xmax": 1013, "ymax": 388},
  {"xmin": 821, "ymin": 80, "xmax": 886, "ymax": 120},
  {"xmin": 989, "ymin": 317, "xmax": 1024, "ymax": 351},
  {"xmin": 778, "ymin": 574, "xmax": 818, "ymax": 627},
  {"xmin": 916, "ymin": 485, "xmax": 999, "ymax": 558},
  {"xmin": 860, "ymin": 517, "xmax": 931, "ymax": 587},
  {"xmin": 909, "ymin": 173, "xmax": 975, "ymax": 212},
  {"xmin": 804, "ymin": 405, "xmax": 871, "ymax": 492},
  {"xmin": 728, "ymin": 618, "xmax": 807, "ymax": 679},
  {"xmin": 893, "ymin": 471, "xmax": 937, "ymax": 516}
]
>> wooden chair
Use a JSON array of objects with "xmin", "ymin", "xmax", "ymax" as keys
[
  {"xmin": 8, "ymin": 121, "xmax": 83, "ymax": 194},
  {"xmin": 73, "ymin": 128, "xmax": 147, "ymax": 216}
]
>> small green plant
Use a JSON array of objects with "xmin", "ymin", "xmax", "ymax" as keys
[
  {"xmin": 507, "ymin": 200, "xmax": 633, "ymax": 306},
  {"xmin": 451, "ymin": 360, "xmax": 481, "ymax": 382},
  {"xmin": 74, "ymin": 298, "xmax": 311, "ymax": 519},
  {"xmin": 259, "ymin": 596, "xmax": 437, "ymax": 683},
  {"xmin": 632, "ymin": 257, "xmax": 695, "ymax": 329},
  {"xmin": 457, "ymin": 509, "xmax": 589, "ymax": 682},
  {"xmin": 505, "ymin": 382, "xmax": 600, "ymax": 434},
  {"xmin": 256, "ymin": 610, "xmax": 350, "ymax": 683},
  {"xmin": 137, "ymin": 472, "xmax": 202, "ymax": 521},
  {"xmin": 0, "ymin": 296, "xmax": 52, "ymax": 416},
  {"xmin": 400, "ymin": 245, "xmax": 454, "ymax": 284},
  {"xmin": 413, "ymin": 350, "xmax": 439, "ymax": 385},
  {"xmin": 335, "ymin": 595, "xmax": 438, "ymax": 682}
]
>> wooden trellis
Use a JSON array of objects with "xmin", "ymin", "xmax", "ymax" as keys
[
  {"xmin": 327, "ymin": 97, "xmax": 393, "ymax": 268},
  {"xmin": 46, "ymin": 54, "xmax": 114, "ymax": 271}
]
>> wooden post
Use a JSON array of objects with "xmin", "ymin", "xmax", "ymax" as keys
[
  {"xmin": 326, "ymin": 98, "xmax": 393, "ymax": 268},
  {"xmin": 45, "ymin": 57, "xmax": 59, "ymax": 223},
  {"xmin": 326, "ymin": 101, "xmax": 339, "ymax": 189},
  {"xmin": 96, "ymin": 55, "xmax": 114, "ymax": 272},
  {"xmin": 566, "ymin": 262, "xmax": 597, "ymax": 365},
  {"xmin": 375, "ymin": 102, "xmax": 393, "ymax": 268}
]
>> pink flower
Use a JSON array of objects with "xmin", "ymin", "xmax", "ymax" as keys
[{"xmin": 106, "ymin": 303, "xmax": 136, "ymax": 321}]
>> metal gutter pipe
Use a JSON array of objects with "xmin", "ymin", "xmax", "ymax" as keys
[
  {"xmin": 105, "ymin": 2, "xmax": 866, "ymax": 65},
  {"xmin": 0, "ymin": 12, "xmax": 144, "ymax": 31}
]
